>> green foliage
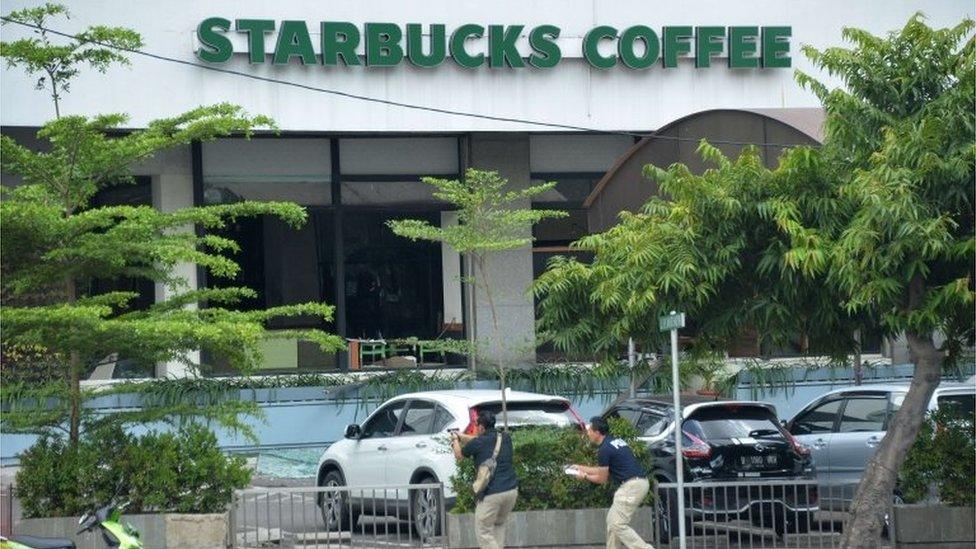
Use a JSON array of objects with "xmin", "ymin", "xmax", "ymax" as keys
[
  {"xmin": 449, "ymin": 418, "xmax": 652, "ymax": 514},
  {"xmin": 534, "ymin": 143, "xmax": 862, "ymax": 362},
  {"xmin": 389, "ymin": 169, "xmax": 567, "ymax": 361},
  {"xmin": 16, "ymin": 423, "xmax": 251, "ymax": 517},
  {"xmin": 0, "ymin": 3, "xmax": 143, "ymax": 116},
  {"xmin": 0, "ymin": 3, "xmax": 344, "ymax": 441},
  {"xmin": 388, "ymin": 169, "xmax": 567, "ymax": 256},
  {"xmin": 899, "ymin": 407, "xmax": 975, "ymax": 506},
  {"xmin": 536, "ymin": 14, "xmax": 974, "ymax": 375},
  {"xmin": 789, "ymin": 15, "xmax": 976, "ymax": 345}
]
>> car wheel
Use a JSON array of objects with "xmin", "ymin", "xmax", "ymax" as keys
[
  {"xmin": 411, "ymin": 476, "xmax": 441, "ymax": 542},
  {"xmin": 319, "ymin": 469, "xmax": 358, "ymax": 531}
]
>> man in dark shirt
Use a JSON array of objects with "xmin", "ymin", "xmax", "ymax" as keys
[
  {"xmin": 451, "ymin": 410, "xmax": 518, "ymax": 549},
  {"xmin": 573, "ymin": 416, "xmax": 653, "ymax": 549}
]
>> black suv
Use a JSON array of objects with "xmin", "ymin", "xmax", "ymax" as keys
[{"xmin": 604, "ymin": 395, "xmax": 818, "ymax": 541}]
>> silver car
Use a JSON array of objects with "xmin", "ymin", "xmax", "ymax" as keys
[{"xmin": 785, "ymin": 381, "xmax": 974, "ymax": 509}]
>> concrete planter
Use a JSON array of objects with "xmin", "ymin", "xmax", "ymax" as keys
[
  {"xmin": 15, "ymin": 512, "xmax": 228, "ymax": 549},
  {"xmin": 892, "ymin": 504, "xmax": 975, "ymax": 549},
  {"xmin": 446, "ymin": 507, "xmax": 654, "ymax": 548}
]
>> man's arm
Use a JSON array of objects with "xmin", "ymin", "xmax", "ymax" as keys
[
  {"xmin": 575, "ymin": 465, "xmax": 610, "ymax": 484},
  {"xmin": 451, "ymin": 434, "xmax": 465, "ymax": 461}
]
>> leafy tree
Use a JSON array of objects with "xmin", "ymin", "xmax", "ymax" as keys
[
  {"xmin": 536, "ymin": 14, "xmax": 973, "ymax": 546},
  {"xmin": 0, "ymin": 3, "xmax": 142, "ymax": 118},
  {"xmin": 388, "ymin": 168, "xmax": 566, "ymax": 371},
  {"xmin": 0, "ymin": 4, "xmax": 344, "ymax": 445},
  {"xmin": 792, "ymin": 16, "xmax": 974, "ymax": 545},
  {"xmin": 534, "ymin": 143, "xmax": 861, "ymax": 362}
]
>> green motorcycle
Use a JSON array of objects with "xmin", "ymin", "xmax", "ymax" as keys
[{"xmin": 0, "ymin": 502, "xmax": 142, "ymax": 549}]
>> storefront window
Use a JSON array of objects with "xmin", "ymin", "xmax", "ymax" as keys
[
  {"xmin": 343, "ymin": 212, "xmax": 443, "ymax": 340},
  {"xmin": 202, "ymin": 138, "xmax": 332, "ymax": 205}
]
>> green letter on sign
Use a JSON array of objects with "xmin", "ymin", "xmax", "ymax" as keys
[
  {"xmin": 450, "ymin": 24, "xmax": 485, "ymax": 68},
  {"xmin": 365, "ymin": 23, "xmax": 404, "ymax": 66},
  {"xmin": 528, "ymin": 25, "xmax": 561, "ymax": 69},
  {"xmin": 236, "ymin": 19, "xmax": 275, "ymax": 64},
  {"xmin": 618, "ymin": 25, "xmax": 659, "ymax": 69},
  {"xmin": 322, "ymin": 22, "xmax": 361, "ymax": 66},
  {"xmin": 583, "ymin": 25, "xmax": 617, "ymax": 69},
  {"xmin": 274, "ymin": 20, "xmax": 316, "ymax": 65},
  {"xmin": 197, "ymin": 17, "xmax": 233, "ymax": 63},
  {"xmin": 662, "ymin": 26, "xmax": 692, "ymax": 68},
  {"xmin": 489, "ymin": 25, "xmax": 525, "ymax": 68},
  {"xmin": 728, "ymin": 26, "xmax": 759, "ymax": 68},
  {"xmin": 406, "ymin": 23, "xmax": 446, "ymax": 68},
  {"xmin": 695, "ymin": 26, "xmax": 725, "ymax": 68},
  {"xmin": 762, "ymin": 26, "xmax": 791, "ymax": 68}
]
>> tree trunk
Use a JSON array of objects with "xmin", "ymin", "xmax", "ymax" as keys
[
  {"xmin": 840, "ymin": 329, "xmax": 942, "ymax": 547},
  {"xmin": 464, "ymin": 253, "xmax": 477, "ymax": 373},
  {"xmin": 65, "ymin": 276, "xmax": 81, "ymax": 445}
]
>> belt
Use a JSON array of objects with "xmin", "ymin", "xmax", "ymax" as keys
[{"xmin": 621, "ymin": 476, "xmax": 647, "ymax": 484}]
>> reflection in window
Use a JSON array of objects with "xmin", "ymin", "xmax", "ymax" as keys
[
  {"xmin": 363, "ymin": 401, "xmax": 407, "ymax": 438},
  {"xmin": 400, "ymin": 400, "xmax": 436, "ymax": 436},
  {"xmin": 793, "ymin": 399, "xmax": 843, "ymax": 434},
  {"xmin": 838, "ymin": 398, "xmax": 887, "ymax": 433}
]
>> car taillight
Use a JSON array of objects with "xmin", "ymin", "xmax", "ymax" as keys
[
  {"xmin": 464, "ymin": 407, "xmax": 479, "ymax": 435},
  {"xmin": 682, "ymin": 431, "xmax": 711, "ymax": 459},
  {"xmin": 568, "ymin": 406, "xmax": 586, "ymax": 430},
  {"xmin": 786, "ymin": 432, "xmax": 810, "ymax": 456}
]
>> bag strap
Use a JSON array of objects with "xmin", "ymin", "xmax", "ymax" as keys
[{"xmin": 491, "ymin": 432, "xmax": 503, "ymax": 459}]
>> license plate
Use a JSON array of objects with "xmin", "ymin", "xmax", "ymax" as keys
[{"xmin": 740, "ymin": 455, "xmax": 779, "ymax": 468}]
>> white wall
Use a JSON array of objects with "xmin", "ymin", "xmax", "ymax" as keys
[{"xmin": 2, "ymin": 1, "xmax": 971, "ymax": 132}]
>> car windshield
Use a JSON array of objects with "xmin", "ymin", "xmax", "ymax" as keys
[
  {"xmin": 477, "ymin": 401, "xmax": 577, "ymax": 428},
  {"xmin": 684, "ymin": 405, "xmax": 785, "ymax": 441}
]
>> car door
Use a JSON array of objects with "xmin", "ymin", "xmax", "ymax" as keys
[
  {"xmin": 789, "ymin": 397, "xmax": 844, "ymax": 490},
  {"xmin": 346, "ymin": 400, "xmax": 408, "ymax": 490},
  {"xmin": 829, "ymin": 393, "xmax": 890, "ymax": 504},
  {"xmin": 385, "ymin": 399, "xmax": 439, "ymax": 488}
]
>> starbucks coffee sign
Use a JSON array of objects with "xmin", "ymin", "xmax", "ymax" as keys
[{"xmin": 196, "ymin": 19, "xmax": 791, "ymax": 70}]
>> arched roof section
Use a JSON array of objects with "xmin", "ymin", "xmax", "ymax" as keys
[{"xmin": 584, "ymin": 108, "xmax": 824, "ymax": 233}]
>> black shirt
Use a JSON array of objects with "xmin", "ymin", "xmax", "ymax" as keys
[
  {"xmin": 461, "ymin": 431, "xmax": 518, "ymax": 496},
  {"xmin": 598, "ymin": 436, "xmax": 646, "ymax": 485}
]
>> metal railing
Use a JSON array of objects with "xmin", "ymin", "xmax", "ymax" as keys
[
  {"xmin": 231, "ymin": 483, "xmax": 447, "ymax": 548},
  {"xmin": 653, "ymin": 479, "xmax": 893, "ymax": 548}
]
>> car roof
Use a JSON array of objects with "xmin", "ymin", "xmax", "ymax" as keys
[
  {"xmin": 816, "ymin": 380, "xmax": 975, "ymax": 398},
  {"xmin": 610, "ymin": 395, "xmax": 777, "ymax": 418},
  {"xmin": 390, "ymin": 389, "xmax": 570, "ymax": 405}
]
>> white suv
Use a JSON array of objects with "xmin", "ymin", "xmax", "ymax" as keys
[{"xmin": 316, "ymin": 389, "xmax": 584, "ymax": 537}]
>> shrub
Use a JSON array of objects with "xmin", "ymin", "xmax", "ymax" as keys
[
  {"xmin": 16, "ymin": 423, "xmax": 251, "ymax": 518},
  {"xmin": 898, "ymin": 407, "xmax": 975, "ymax": 507},
  {"xmin": 449, "ymin": 417, "xmax": 652, "ymax": 513}
]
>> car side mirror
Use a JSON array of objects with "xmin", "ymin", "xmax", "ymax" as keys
[{"xmin": 344, "ymin": 423, "xmax": 362, "ymax": 439}]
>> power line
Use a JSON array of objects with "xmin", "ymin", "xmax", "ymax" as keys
[{"xmin": 1, "ymin": 17, "xmax": 816, "ymax": 148}]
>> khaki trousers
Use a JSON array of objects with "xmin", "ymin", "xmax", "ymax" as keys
[
  {"xmin": 606, "ymin": 477, "xmax": 654, "ymax": 549},
  {"xmin": 474, "ymin": 488, "xmax": 518, "ymax": 549}
]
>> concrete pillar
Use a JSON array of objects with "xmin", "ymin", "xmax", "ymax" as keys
[
  {"xmin": 466, "ymin": 134, "xmax": 536, "ymax": 367},
  {"xmin": 441, "ymin": 211, "xmax": 463, "ymax": 328},
  {"xmin": 147, "ymin": 148, "xmax": 199, "ymax": 378}
]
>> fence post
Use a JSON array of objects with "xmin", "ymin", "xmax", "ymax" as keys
[{"xmin": 226, "ymin": 491, "xmax": 237, "ymax": 548}]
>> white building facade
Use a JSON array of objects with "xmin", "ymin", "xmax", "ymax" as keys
[{"xmin": 2, "ymin": 0, "xmax": 971, "ymax": 374}]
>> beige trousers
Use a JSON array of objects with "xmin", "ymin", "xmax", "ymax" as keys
[
  {"xmin": 606, "ymin": 477, "xmax": 654, "ymax": 549},
  {"xmin": 474, "ymin": 488, "xmax": 518, "ymax": 549}
]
